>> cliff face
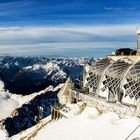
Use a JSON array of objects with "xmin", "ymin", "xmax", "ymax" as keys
[{"xmin": 3, "ymin": 90, "xmax": 59, "ymax": 137}]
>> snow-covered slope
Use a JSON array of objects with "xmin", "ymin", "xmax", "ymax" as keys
[
  {"xmin": 0, "ymin": 80, "xmax": 5, "ymax": 91},
  {"xmin": 0, "ymin": 79, "xmax": 62, "ymax": 137},
  {"xmin": 0, "ymin": 80, "xmax": 19, "ymax": 120},
  {"xmin": 11, "ymin": 84, "xmax": 63, "ymax": 107},
  {"xmin": 2, "ymin": 86, "xmax": 61, "ymax": 137},
  {"xmin": 0, "ymin": 80, "xmax": 63, "ymax": 121},
  {"xmin": 8, "ymin": 106, "xmax": 140, "ymax": 140},
  {"xmin": 0, "ymin": 92, "xmax": 19, "ymax": 120}
]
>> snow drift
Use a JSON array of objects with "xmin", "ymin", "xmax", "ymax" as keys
[
  {"xmin": 0, "ymin": 92, "xmax": 19, "ymax": 119},
  {"xmin": 33, "ymin": 107, "xmax": 140, "ymax": 140}
]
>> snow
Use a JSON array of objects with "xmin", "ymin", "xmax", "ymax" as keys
[
  {"xmin": 0, "ymin": 82, "xmax": 63, "ymax": 120},
  {"xmin": 0, "ymin": 96, "xmax": 139, "ymax": 140},
  {"xmin": 11, "ymin": 84, "xmax": 63, "ymax": 107},
  {"xmin": 0, "ymin": 80, "xmax": 5, "ymax": 91},
  {"xmin": 0, "ymin": 56, "xmax": 140, "ymax": 139},
  {"xmin": 51, "ymin": 69, "xmax": 66, "ymax": 80},
  {"xmin": 43, "ymin": 62, "xmax": 60, "ymax": 74},
  {"xmin": 0, "ymin": 80, "xmax": 19, "ymax": 120},
  {"xmin": 0, "ymin": 92, "xmax": 19, "ymax": 120},
  {"xmin": 0, "ymin": 78, "xmax": 62, "ymax": 120},
  {"xmin": 33, "ymin": 64, "xmax": 40, "ymax": 70},
  {"xmin": 23, "ymin": 64, "xmax": 41, "ymax": 71},
  {"xmin": 0, "ymin": 130, "xmax": 7, "ymax": 140},
  {"xmin": 11, "ymin": 86, "xmax": 54, "ymax": 107},
  {"xmin": 10, "ymin": 116, "xmax": 51, "ymax": 140},
  {"xmin": 32, "ymin": 106, "xmax": 140, "ymax": 140},
  {"xmin": 23, "ymin": 62, "xmax": 67, "ymax": 81}
]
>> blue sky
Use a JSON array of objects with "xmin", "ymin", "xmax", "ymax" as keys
[{"xmin": 0, "ymin": 0, "xmax": 139, "ymax": 57}]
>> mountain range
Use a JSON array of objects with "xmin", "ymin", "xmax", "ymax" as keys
[{"xmin": 0, "ymin": 56, "xmax": 97, "ymax": 137}]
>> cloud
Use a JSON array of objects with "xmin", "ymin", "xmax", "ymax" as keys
[
  {"xmin": 0, "ymin": 42, "xmax": 136, "ymax": 57},
  {"xmin": 0, "ymin": 24, "xmax": 137, "ymax": 44},
  {"xmin": 0, "ymin": 24, "xmax": 137, "ymax": 56},
  {"xmin": 0, "ymin": 0, "xmax": 34, "ymax": 17}
]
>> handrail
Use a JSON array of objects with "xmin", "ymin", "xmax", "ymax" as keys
[{"xmin": 125, "ymin": 124, "xmax": 140, "ymax": 140}]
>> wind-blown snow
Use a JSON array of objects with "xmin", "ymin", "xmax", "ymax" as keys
[
  {"xmin": 0, "ymin": 80, "xmax": 5, "ymax": 91},
  {"xmin": 0, "ymin": 92, "xmax": 19, "ymax": 119},
  {"xmin": 0, "ymin": 130, "xmax": 7, "ymax": 140},
  {"xmin": 33, "ymin": 107, "xmax": 140, "ymax": 140},
  {"xmin": 0, "ymin": 84, "xmax": 62, "ymax": 120},
  {"xmin": 0, "ymin": 80, "xmax": 19, "ymax": 120}
]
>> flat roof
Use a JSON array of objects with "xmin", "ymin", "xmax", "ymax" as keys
[{"xmin": 107, "ymin": 55, "xmax": 140, "ymax": 62}]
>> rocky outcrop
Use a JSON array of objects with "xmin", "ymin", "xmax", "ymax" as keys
[{"xmin": 3, "ymin": 90, "xmax": 59, "ymax": 137}]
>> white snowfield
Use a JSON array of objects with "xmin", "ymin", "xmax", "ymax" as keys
[
  {"xmin": 0, "ymin": 80, "xmax": 5, "ymax": 91},
  {"xmin": 0, "ymin": 80, "xmax": 19, "ymax": 120},
  {"xmin": 0, "ymin": 92, "xmax": 19, "ymax": 119},
  {"xmin": 32, "ymin": 107, "xmax": 140, "ymax": 140},
  {"xmin": 0, "ymin": 83, "xmax": 64, "ymax": 140},
  {"xmin": 0, "ymin": 103, "xmax": 140, "ymax": 140}
]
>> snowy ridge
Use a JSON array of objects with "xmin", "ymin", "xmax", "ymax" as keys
[
  {"xmin": 11, "ymin": 84, "xmax": 63, "ymax": 107},
  {"xmin": 0, "ymin": 83, "xmax": 62, "ymax": 120},
  {"xmin": 0, "ymin": 83, "xmax": 62, "ymax": 137},
  {"xmin": 2, "ymin": 86, "xmax": 60, "ymax": 137}
]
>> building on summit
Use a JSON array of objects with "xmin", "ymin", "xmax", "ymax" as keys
[
  {"xmin": 56, "ymin": 30, "xmax": 140, "ymax": 118},
  {"xmin": 83, "ymin": 30, "xmax": 140, "ymax": 117}
]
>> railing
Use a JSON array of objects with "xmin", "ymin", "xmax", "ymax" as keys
[
  {"xmin": 51, "ymin": 106, "xmax": 68, "ymax": 121},
  {"xmin": 125, "ymin": 124, "xmax": 140, "ymax": 140},
  {"xmin": 79, "ymin": 93, "xmax": 137, "ymax": 118}
]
